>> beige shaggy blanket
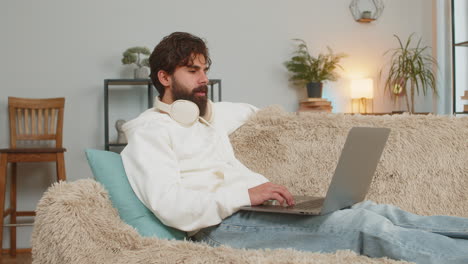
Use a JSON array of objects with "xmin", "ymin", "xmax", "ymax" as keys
[
  {"xmin": 230, "ymin": 107, "xmax": 468, "ymax": 217},
  {"xmin": 32, "ymin": 180, "xmax": 408, "ymax": 264},
  {"xmin": 32, "ymin": 107, "xmax": 467, "ymax": 263}
]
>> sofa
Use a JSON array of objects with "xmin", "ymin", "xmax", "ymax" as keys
[{"xmin": 31, "ymin": 106, "xmax": 468, "ymax": 264}]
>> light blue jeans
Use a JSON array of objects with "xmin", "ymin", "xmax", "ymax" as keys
[{"xmin": 192, "ymin": 201, "xmax": 468, "ymax": 263}]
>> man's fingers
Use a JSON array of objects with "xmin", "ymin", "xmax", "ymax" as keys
[
  {"xmin": 248, "ymin": 182, "xmax": 296, "ymax": 206},
  {"xmin": 271, "ymin": 193, "xmax": 285, "ymax": 206},
  {"xmin": 272, "ymin": 185, "xmax": 295, "ymax": 206},
  {"xmin": 264, "ymin": 183, "xmax": 295, "ymax": 206}
]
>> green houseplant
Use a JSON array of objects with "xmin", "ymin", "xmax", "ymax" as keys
[
  {"xmin": 284, "ymin": 39, "xmax": 347, "ymax": 98},
  {"xmin": 122, "ymin": 46, "xmax": 151, "ymax": 79},
  {"xmin": 380, "ymin": 34, "xmax": 438, "ymax": 113}
]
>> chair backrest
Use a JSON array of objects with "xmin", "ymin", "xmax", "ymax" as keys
[{"xmin": 8, "ymin": 97, "xmax": 65, "ymax": 148}]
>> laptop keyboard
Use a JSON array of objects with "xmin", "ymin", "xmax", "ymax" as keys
[{"xmin": 293, "ymin": 198, "xmax": 325, "ymax": 210}]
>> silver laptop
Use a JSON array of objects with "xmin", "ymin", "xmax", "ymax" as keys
[{"xmin": 240, "ymin": 127, "xmax": 391, "ymax": 216}]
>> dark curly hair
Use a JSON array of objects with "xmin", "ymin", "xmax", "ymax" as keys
[{"xmin": 149, "ymin": 32, "xmax": 212, "ymax": 97}]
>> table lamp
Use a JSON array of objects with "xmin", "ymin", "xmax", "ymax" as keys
[{"xmin": 351, "ymin": 79, "xmax": 374, "ymax": 114}]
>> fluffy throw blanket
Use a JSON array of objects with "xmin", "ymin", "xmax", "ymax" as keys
[
  {"xmin": 32, "ymin": 107, "xmax": 467, "ymax": 263},
  {"xmin": 32, "ymin": 179, "xmax": 408, "ymax": 264},
  {"xmin": 230, "ymin": 107, "xmax": 468, "ymax": 217}
]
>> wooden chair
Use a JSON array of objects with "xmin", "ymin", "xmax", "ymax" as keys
[{"xmin": 0, "ymin": 97, "xmax": 66, "ymax": 256}]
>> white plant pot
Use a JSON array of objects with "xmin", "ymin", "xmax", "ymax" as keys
[{"xmin": 134, "ymin": 67, "xmax": 149, "ymax": 79}]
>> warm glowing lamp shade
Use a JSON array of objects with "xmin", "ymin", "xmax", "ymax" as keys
[
  {"xmin": 351, "ymin": 79, "xmax": 374, "ymax": 99},
  {"xmin": 351, "ymin": 79, "xmax": 374, "ymax": 113}
]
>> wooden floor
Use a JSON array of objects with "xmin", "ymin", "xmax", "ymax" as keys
[{"xmin": 0, "ymin": 252, "xmax": 32, "ymax": 264}]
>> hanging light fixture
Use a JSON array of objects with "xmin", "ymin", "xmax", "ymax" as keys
[{"xmin": 349, "ymin": 0, "xmax": 385, "ymax": 23}]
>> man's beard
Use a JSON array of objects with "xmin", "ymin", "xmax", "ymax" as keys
[{"xmin": 171, "ymin": 78, "xmax": 208, "ymax": 116}]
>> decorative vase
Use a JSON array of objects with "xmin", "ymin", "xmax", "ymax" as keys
[
  {"xmin": 115, "ymin": 119, "xmax": 127, "ymax": 144},
  {"xmin": 306, "ymin": 82, "xmax": 323, "ymax": 98},
  {"xmin": 134, "ymin": 67, "xmax": 149, "ymax": 79}
]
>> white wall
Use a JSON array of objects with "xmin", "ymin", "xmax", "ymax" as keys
[
  {"xmin": 435, "ymin": 0, "xmax": 452, "ymax": 114},
  {"xmin": 453, "ymin": 0, "xmax": 468, "ymax": 113},
  {"xmin": 0, "ymin": 0, "xmax": 438, "ymax": 249}
]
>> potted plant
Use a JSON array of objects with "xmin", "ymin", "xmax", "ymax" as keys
[
  {"xmin": 284, "ymin": 39, "xmax": 347, "ymax": 98},
  {"xmin": 380, "ymin": 34, "xmax": 438, "ymax": 113},
  {"xmin": 122, "ymin": 46, "xmax": 151, "ymax": 79}
]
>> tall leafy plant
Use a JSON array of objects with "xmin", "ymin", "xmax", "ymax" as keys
[
  {"xmin": 380, "ymin": 34, "xmax": 438, "ymax": 113},
  {"xmin": 284, "ymin": 39, "xmax": 347, "ymax": 84}
]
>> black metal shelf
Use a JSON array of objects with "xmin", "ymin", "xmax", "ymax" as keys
[
  {"xmin": 108, "ymin": 143, "xmax": 128, "ymax": 146},
  {"xmin": 104, "ymin": 79, "xmax": 154, "ymax": 151},
  {"xmin": 104, "ymin": 78, "xmax": 222, "ymax": 151}
]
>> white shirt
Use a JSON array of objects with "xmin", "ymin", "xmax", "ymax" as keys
[{"xmin": 121, "ymin": 102, "xmax": 269, "ymax": 234}]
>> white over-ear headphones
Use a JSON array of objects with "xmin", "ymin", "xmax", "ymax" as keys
[{"xmin": 154, "ymin": 96, "xmax": 213, "ymax": 127}]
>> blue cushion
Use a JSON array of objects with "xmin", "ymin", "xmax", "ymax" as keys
[{"xmin": 85, "ymin": 149, "xmax": 186, "ymax": 240}]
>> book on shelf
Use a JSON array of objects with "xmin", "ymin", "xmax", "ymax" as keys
[
  {"xmin": 300, "ymin": 98, "xmax": 329, "ymax": 103},
  {"xmin": 464, "ymin": 105, "xmax": 468, "ymax": 112},
  {"xmin": 299, "ymin": 108, "xmax": 332, "ymax": 112},
  {"xmin": 298, "ymin": 98, "xmax": 333, "ymax": 112},
  {"xmin": 300, "ymin": 101, "xmax": 331, "ymax": 106},
  {"xmin": 299, "ymin": 105, "xmax": 332, "ymax": 111}
]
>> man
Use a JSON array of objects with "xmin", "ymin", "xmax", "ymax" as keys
[{"xmin": 121, "ymin": 32, "xmax": 468, "ymax": 263}]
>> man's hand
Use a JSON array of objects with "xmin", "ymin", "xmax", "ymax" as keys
[{"xmin": 248, "ymin": 182, "xmax": 295, "ymax": 206}]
